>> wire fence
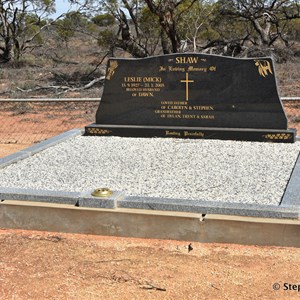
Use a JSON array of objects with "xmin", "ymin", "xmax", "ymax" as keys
[
  {"xmin": 0, "ymin": 100, "xmax": 99, "ymax": 157},
  {"xmin": 281, "ymin": 100, "xmax": 300, "ymax": 133},
  {"xmin": 0, "ymin": 98, "xmax": 299, "ymax": 158}
]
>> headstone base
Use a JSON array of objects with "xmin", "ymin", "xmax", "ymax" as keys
[{"xmin": 85, "ymin": 124, "xmax": 297, "ymax": 143}]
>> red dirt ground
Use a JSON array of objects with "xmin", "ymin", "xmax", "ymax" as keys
[
  {"xmin": 0, "ymin": 102, "xmax": 97, "ymax": 157},
  {"xmin": 0, "ymin": 229, "xmax": 299, "ymax": 300}
]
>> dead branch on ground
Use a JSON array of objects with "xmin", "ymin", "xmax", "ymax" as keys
[{"xmin": 16, "ymin": 76, "xmax": 105, "ymax": 94}]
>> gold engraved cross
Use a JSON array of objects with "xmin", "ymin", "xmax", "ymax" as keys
[{"xmin": 180, "ymin": 72, "xmax": 194, "ymax": 101}]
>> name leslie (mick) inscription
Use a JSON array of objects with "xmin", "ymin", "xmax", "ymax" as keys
[{"xmin": 85, "ymin": 53, "xmax": 296, "ymax": 143}]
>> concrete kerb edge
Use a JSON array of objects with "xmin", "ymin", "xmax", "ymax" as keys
[
  {"xmin": 0, "ymin": 187, "xmax": 118, "ymax": 208},
  {"xmin": 280, "ymin": 152, "xmax": 300, "ymax": 208},
  {"xmin": 1, "ymin": 185, "xmax": 298, "ymax": 219},
  {"xmin": 118, "ymin": 195, "xmax": 300, "ymax": 219},
  {"xmin": 0, "ymin": 187, "xmax": 80, "ymax": 205},
  {"xmin": 0, "ymin": 128, "xmax": 83, "ymax": 169},
  {"xmin": 0, "ymin": 201, "xmax": 299, "ymax": 247},
  {"xmin": 77, "ymin": 190, "xmax": 124, "ymax": 209}
]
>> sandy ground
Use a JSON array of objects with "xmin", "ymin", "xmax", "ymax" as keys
[
  {"xmin": 0, "ymin": 102, "xmax": 97, "ymax": 158},
  {"xmin": 0, "ymin": 229, "xmax": 299, "ymax": 300}
]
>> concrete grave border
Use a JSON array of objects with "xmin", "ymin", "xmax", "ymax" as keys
[
  {"xmin": 0, "ymin": 129, "xmax": 299, "ymax": 246},
  {"xmin": 0, "ymin": 129, "xmax": 299, "ymax": 220},
  {"xmin": 0, "ymin": 129, "xmax": 82, "ymax": 169},
  {"xmin": 0, "ymin": 201, "xmax": 299, "ymax": 247}
]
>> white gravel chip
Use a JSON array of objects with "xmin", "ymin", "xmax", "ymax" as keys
[{"xmin": 0, "ymin": 136, "xmax": 299, "ymax": 206}]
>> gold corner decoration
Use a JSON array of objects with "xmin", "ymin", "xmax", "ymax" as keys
[
  {"xmin": 87, "ymin": 128, "xmax": 112, "ymax": 135},
  {"xmin": 263, "ymin": 133, "xmax": 292, "ymax": 140},
  {"xmin": 255, "ymin": 60, "xmax": 273, "ymax": 77},
  {"xmin": 92, "ymin": 188, "xmax": 113, "ymax": 198},
  {"xmin": 106, "ymin": 60, "xmax": 118, "ymax": 80}
]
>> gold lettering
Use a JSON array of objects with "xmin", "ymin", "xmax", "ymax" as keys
[
  {"xmin": 130, "ymin": 83, "xmax": 140, "ymax": 87},
  {"xmin": 168, "ymin": 66, "xmax": 185, "ymax": 72},
  {"xmin": 184, "ymin": 131, "xmax": 205, "ymax": 137},
  {"xmin": 192, "ymin": 106, "xmax": 214, "ymax": 111},
  {"xmin": 154, "ymin": 110, "xmax": 182, "ymax": 114},
  {"xmin": 196, "ymin": 115, "xmax": 215, "ymax": 119},
  {"xmin": 167, "ymin": 105, "xmax": 188, "ymax": 110},
  {"xmin": 138, "ymin": 92, "xmax": 154, "ymax": 97},
  {"xmin": 161, "ymin": 101, "xmax": 188, "ymax": 105},
  {"xmin": 124, "ymin": 77, "xmax": 142, "ymax": 82},
  {"xmin": 143, "ymin": 77, "xmax": 162, "ymax": 83},
  {"xmin": 167, "ymin": 114, "xmax": 181, "ymax": 118},
  {"xmin": 176, "ymin": 57, "xmax": 199, "ymax": 64},
  {"xmin": 182, "ymin": 114, "xmax": 196, "ymax": 119},
  {"xmin": 166, "ymin": 130, "xmax": 181, "ymax": 137},
  {"xmin": 188, "ymin": 66, "xmax": 207, "ymax": 72}
]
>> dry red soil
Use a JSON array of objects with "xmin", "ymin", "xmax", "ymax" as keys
[
  {"xmin": 0, "ymin": 102, "xmax": 97, "ymax": 158},
  {"xmin": 0, "ymin": 229, "xmax": 299, "ymax": 300}
]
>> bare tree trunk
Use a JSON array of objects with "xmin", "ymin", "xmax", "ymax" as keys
[
  {"xmin": 0, "ymin": 0, "xmax": 57, "ymax": 63},
  {"xmin": 252, "ymin": 19, "xmax": 272, "ymax": 47},
  {"xmin": 0, "ymin": 37, "xmax": 14, "ymax": 62},
  {"xmin": 0, "ymin": 6, "xmax": 13, "ymax": 62},
  {"xmin": 144, "ymin": 0, "xmax": 179, "ymax": 53},
  {"xmin": 116, "ymin": 9, "xmax": 148, "ymax": 57},
  {"xmin": 160, "ymin": 29, "xmax": 171, "ymax": 54},
  {"xmin": 121, "ymin": 0, "xmax": 140, "ymax": 37}
]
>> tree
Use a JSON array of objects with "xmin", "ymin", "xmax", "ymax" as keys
[
  {"xmin": 92, "ymin": 13, "xmax": 115, "ymax": 26},
  {"xmin": 55, "ymin": 11, "xmax": 89, "ymax": 45},
  {"xmin": 218, "ymin": 0, "xmax": 300, "ymax": 48},
  {"xmin": 144, "ymin": 0, "xmax": 197, "ymax": 53},
  {"xmin": 100, "ymin": 0, "xmax": 153, "ymax": 57},
  {"xmin": 177, "ymin": 0, "xmax": 216, "ymax": 52},
  {"xmin": 0, "ymin": 0, "xmax": 55, "ymax": 63},
  {"xmin": 80, "ymin": 0, "xmax": 155, "ymax": 57},
  {"xmin": 79, "ymin": 0, "xmax": 201, "ymax": 56}
]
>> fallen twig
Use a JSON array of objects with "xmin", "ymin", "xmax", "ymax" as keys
[
  {"xmin": 16, "ymin": 76, "xmax": 105, "ymax": 95},
  {"xmin": 139, "ymin": 283, "xmax": 166, "ymax": 291}
]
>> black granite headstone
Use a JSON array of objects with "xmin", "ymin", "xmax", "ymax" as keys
[{"xmin": 85, "ymin": 53, "xmax": 296, "ymax": 142}]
